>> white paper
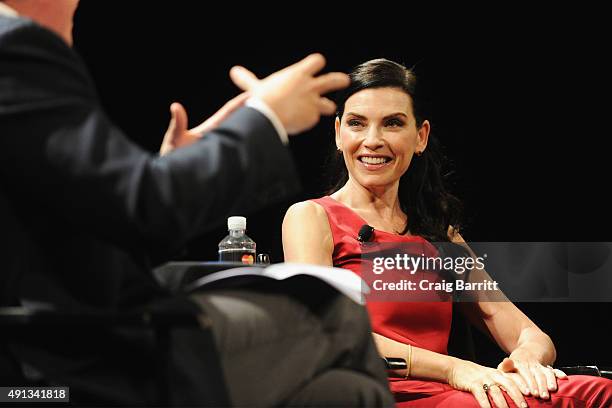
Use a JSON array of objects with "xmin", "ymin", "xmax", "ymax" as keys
[{"xmin": 185, "ymin": 262, "xmax": 369, "ymax": 304}]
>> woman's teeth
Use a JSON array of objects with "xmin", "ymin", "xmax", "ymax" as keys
[{"xmin": 360, "ymin": 157, "xmax": 388, "ymax": 164}]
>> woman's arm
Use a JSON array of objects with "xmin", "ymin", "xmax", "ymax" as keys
[
  {"xmin": 373, "ymin": 333, "xmax": 452, "ymax": 381},
  {"xmin": 458, "ymin": 300, "xmax": 560, "ymax": 399},
  {"xmin": 461, "ymin": 301, "xmax": 555, "ymax": 364},
  {"xmin": 282, "ymin": 201, "xmax": 334, "ymax": 265},
  {"xmin": 450, "ymin": 229, "xmax": 565, "ymax": 400}
]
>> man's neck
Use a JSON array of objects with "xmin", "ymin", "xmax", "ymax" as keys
[
  {"xmin": 0, "ymin": 2, "xmax": 19, "ymax": 17},
  {"xmin": 0, "ymin": 1, "xmax": 75, "ymax": 46}
]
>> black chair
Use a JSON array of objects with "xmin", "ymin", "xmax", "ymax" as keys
[
  {"xmin": 0, "ymin": 187, "xmax": 229, "ymax": 406},
  {"xmin": 447, "ymin": 303, "xmax": 476, "ymax": 362},
  {"xmin": 0, "ymin": 305, "xmax": 230, "ymax": 406}
]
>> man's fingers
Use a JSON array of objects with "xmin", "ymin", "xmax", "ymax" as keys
[
  {"xmin": 295, "ymin": 53, "xmax": 326, "ymax": 75},
  {"xmin": 170, "ymin": 102, "xmax": 188, "ymax": 135},
  {"xmin": 313, "ymin": 72, "xmax": 351, "ymax": 95},
  {"xmin": 160, "ymin": 102, "xmax": 189, "ymax": 155},
  {"xmin": 219, "ymin": 92, "xmax": 249, "ymax": 114},
  {"xmin": 553, "ymin": 368, "xmax": 568, "ymax": 379},
  {"xmin": 230, "ymin": 66, "xmax": 259, "ymax": 91},
  {"xmin": 191, "ymin": 92, "xmax": 249, "ymax": 136},
  {"xmin": 318, "ymin": 97, "xmax": 337, "ymax": 116}
]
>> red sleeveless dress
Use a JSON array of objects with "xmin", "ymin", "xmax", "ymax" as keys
[{"xmin": 312, "ymin": 196, "xmax": 612, "ymax": 407}]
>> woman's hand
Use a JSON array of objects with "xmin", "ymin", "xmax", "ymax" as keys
[
  {"xmin": 448, "ymin": 358, "xmax": 528, "ymax": 408},
  {"xmin": 498, "ymin": 348, "xmax": 567, "ymax": 400}
]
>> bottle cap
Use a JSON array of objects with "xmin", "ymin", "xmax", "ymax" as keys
[
  {"xmin": 257, "ymin": 253, "xmax": 270, "ymax": 264},
  {"xmin": 227, "ymin": 216, "xmax": 246, "ymax": 231}
]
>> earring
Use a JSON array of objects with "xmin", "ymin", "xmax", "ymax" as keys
[{"xmin": 415, "ymin": 150, "xmax": 422, "ymax": 156}]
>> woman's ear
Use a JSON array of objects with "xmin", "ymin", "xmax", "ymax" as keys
[
  {"xmin": 416, "ymin": 120, "xmax": 431, "ymax": 153},
  {"xmin": 335, "ymin": 116, "xmax": 342, "ymax": 151}
]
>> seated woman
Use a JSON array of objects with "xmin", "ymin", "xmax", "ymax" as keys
[{"xmin": 282, "ymin": 58, "xmax": 612, "ymax": 408}]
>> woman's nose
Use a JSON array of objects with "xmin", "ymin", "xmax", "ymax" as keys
[{"xmin": 362, "ymin": 126, "xmax": 384, "ymax": 149}]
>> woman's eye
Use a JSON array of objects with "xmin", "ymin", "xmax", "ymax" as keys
[
  {"xmin": 385, "ymin": 119, "xmax": 404, "ymax": 127},
  {"xmin": 347, "ymin": 119, "xmax": 363, "ymax": 127}
]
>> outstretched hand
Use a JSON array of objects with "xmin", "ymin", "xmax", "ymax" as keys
[
  {"xmin": 160, "ymin": 92, "xmax": 249, "ymax": 156},
  {"xmin": 229, "ymin": 53, "xmax": 349, "ymax": 135}
]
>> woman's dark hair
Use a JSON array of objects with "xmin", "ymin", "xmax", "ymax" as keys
[{"xmin": 328, "ymin": 58, "xmax": 462, "ymax": 242}]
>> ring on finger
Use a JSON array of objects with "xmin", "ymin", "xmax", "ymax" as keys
[{"xmin": 483, "ymin": 383, "xmax": 499, "ymax": 392}]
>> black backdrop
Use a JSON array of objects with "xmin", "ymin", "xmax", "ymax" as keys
[{"xmin": 72, "ymin": 2, "xmax": 610, "ymax": 368}]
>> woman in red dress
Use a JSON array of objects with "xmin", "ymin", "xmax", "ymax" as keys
[{"xmin": 282, "ymin": 58, "xmax": 612, "ymax": 407}]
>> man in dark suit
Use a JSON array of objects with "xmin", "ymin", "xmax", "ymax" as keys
[{"xmin": 0, "ymin": 1, "xmax": 393, "ymax": 406}]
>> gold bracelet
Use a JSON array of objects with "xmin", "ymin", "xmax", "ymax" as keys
[{"xmin": 405, "ymin": 344, "xmax": 413, "ymax": 379}]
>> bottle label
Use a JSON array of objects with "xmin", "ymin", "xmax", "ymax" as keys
[
  {"xmin": 241, "ymin": 254, "xmax": 254, "ymax": 264},
  {"xmin": 219, "ymin": 249, "xmax": 256, "ymax": 264}
]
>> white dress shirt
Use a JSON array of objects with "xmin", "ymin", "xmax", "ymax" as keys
[{"xmin": 246, "ymin": 97, "xmax": 289, "ymax": 145}]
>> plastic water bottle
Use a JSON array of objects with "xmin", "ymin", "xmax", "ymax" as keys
[{"xmin": 218, "ymin": 216, "xmax": 256, "ymax": 264}]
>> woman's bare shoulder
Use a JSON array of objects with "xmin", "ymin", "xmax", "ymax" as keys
[{"xmin": 285, "ymin": 200, "xmax": 328, "ymax": 220}]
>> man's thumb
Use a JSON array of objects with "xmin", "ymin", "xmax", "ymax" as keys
[
  {"xmin": 230, "ymin": 66, "xmax": 259, "ymax": 91},
  {"xmin": 170, "ymin": 102, "xmax": 188, "ymax": 135}
]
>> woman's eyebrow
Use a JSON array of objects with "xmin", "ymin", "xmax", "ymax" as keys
[
  {"xmin": 345, "ymin": 112, "xmax": 408, "ymax": 120},
  {"xmin": 345, "ymin": 112, "xmax": 367, "ymax": 119},
  {"xmin": 382, "ymin": 112, "xmax": 408, "ymax": 120}
]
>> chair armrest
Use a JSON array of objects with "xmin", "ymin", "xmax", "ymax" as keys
[{"xmin": 558, "ymin": 366, "xmax": 612, "ymax": 379}]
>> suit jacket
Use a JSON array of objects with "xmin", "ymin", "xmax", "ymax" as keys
[
  {"xmin": 0, "ymin": 15, "xmax": 300, "ymax": 310},
  {"xmin": 0, "ymin": 15, "xmax": 300, "ymax": 402}
]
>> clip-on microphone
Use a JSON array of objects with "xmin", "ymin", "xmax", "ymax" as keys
[{"xmin": 357, "ymin": 224, "xmax": 374, "ymax": 243}]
